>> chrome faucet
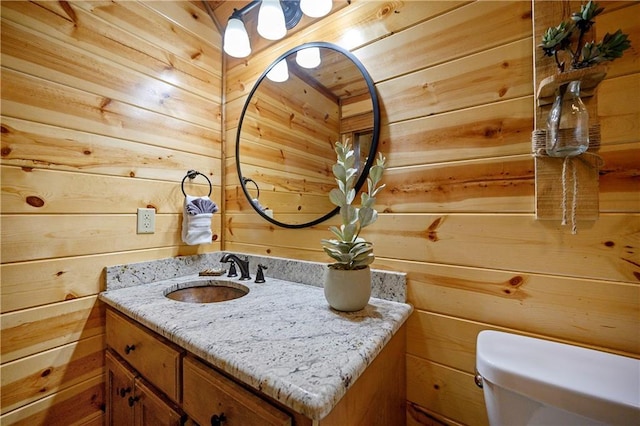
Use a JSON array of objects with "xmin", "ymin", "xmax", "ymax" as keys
[{"xmin": 220, "ymin": 253, "xmax": 251, "ymax": 280}]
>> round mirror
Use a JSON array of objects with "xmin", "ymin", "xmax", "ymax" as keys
[{"xmin": 236, "ymin": 42, "xmax": 380, "ymax": 228}]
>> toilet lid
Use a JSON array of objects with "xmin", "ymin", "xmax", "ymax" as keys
[{"xmin": 476, "ymin": 330, "xmax": 640, "ymax": 425}]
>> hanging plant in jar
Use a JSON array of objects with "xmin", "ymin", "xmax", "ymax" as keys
[
  {"xmin": 538, "ymin": 0, "xmax": 631, "ymax": 158},
  {"xmin": 321, "ymin": 140, "xmax": 386, "ymax": 311}
]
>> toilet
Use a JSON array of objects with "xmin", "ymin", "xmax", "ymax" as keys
[{"xmin": 476, "ymin": 330, "xmax": 640, "ymax": 425}]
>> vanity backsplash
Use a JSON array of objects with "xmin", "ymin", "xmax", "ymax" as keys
[{"xmin": 105, "ymin": 252, "xmax": 406, "ymax": 303}]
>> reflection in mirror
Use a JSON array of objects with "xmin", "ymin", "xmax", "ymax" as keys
[{"xmin": 236, "ymin": 42, "xmax": 379, "ymax": 228}]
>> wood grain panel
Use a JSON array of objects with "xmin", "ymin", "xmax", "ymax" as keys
[
  {"xmin": 377, "ymin": 38, "xmax": 534, "ymax": 124},
  {"xmin": 0, "ymin": 334, "xmax": 105, "ymax": 414},
  {"xmin": 1, "ymin": 0, "xmax": 221, "ymax": 100},
  {"xmin": 71, "ymin": 1, "xmax": 221, "ymax": 71},
  {"xmin": 598, "ymin": 74, "xmax": 640, "ymax": 119},
  {"xmin": 356, "ymin": 1, "xmax": 531, "ymax": 83},
  {"xmin": 1, "ymin": 248, "xmax": 195, "ymax": 314},
  {"xmin": 406, "ymin": 312, "xmax": 493, "ymax": 375},
  {"xmin": 1, "ymin": 69, "xmax": 220, "ymax": 157},
  {"xmin": 226, "ymin": 184, "xmax": 335, "ymax": 216},
  {"xmin": 0, "ymin": 376, "xmax": 104, "ymax": 426},
  {"xmin": 407, "ymin": 402, "xmax": 463, "ymax": 426},
  {"xmin": 235, "ymin": 142, "xmax": 334, "ymax": 186},
  {"xmin": 1, "ymin": 166, "xmax": 219, "ymax": 214},
  {"xmin": 1, "ymin": 297, "xmax": 105, "ymax": 363},
  {"xmin": 224, "ymin": 241, "xmax": 326, "ymax": 264},
  {"xmin": 0, "ymin": 118, "xmax": 220, "ymax": 181},
  {"xmin": 380, "ymin": 154, "xmax": 534, "ymax": 213},
  {"xmin": 143, "ymin": 1, "xmax": 223, "ymax": 49},
  {"xmin": 341, "ymin": 92, "xmax": 373, "ymax": 120},
  {"xmin": 379, "ymin": 97, "xmax": 533, "ymax": 166},
  {"xmin": 225, "ymin": 213, "xmax": 640, "ymax": 283},
  {"xmin": 600, "ymin": 111, "xmax": 640, "ymax": 147},
  {"xmin": 319, "ymin": 326, "xmax": 406, "ymax": 426},
  {"xmin": 1, "ymin": 214, "xmax": 222, "ymax": 263},
  {"xmin": 406, "ymin": 303, "xmax": 640, "ymax": 377},
  {"xmin": 1, "ymin": 18, "xmax": 220, "ymax": 129},
  {"xmin": 599, "ymin": 142, "xmax": 640, "ymax": 212},
  {"xmin": 224, "ymin": 96, "xmax": 246, "ymax": 130},
  {"xmin": 406, "ymin": 354, "xmax": 488, "ymax": 426},
  {"xmin": 231, "ymin": 159, "xmax": 335, "ymax": 197},
  {"xmin": 239, "ymin": 79, "xmax": 339, "ymax": 154},
  {"xmin": 377, "ymin": 142, "xmax": 638, "ymax": 214},
  {"xmin": 595, "ymin": 2, "xmax": 640, "ymax": 79}
]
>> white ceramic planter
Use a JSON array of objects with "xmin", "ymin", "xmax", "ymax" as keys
[{"xmin": 323, "ymin": 266, "xmax": 371, "ymax": 312}]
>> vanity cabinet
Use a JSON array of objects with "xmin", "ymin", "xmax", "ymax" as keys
[
  {"xmin": 105, "ymin": 308, "xmax": 290, "ymax": 426},
  {"xmin": 105, "ymin": 351, "xmax": 184, "ymax": 426},
  {"xmin": 105, "ymin": 307, "xmax": 406, "ymax": 426}
]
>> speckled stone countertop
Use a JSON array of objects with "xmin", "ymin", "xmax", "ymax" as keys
[{"xmin": 100, "ymin": 253, "xmax": 411, "ymax": 420}]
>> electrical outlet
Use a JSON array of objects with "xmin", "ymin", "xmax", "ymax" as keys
[{"xmin": 137, "ymin": 208, "xmax": 155, "ymax": 234}]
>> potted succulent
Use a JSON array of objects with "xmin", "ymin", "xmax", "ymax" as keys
[{"xmin": 321, "ymin": 140, "xmax": 386, "ymax": 311}]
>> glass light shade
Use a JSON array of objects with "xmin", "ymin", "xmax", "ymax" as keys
[
  {"xmin": 223, "ymin": 17, "xmax": 251, "ymax": 58},
  {"xmin": 296, "ymin": 47, "xmax": 321, "ymax": 68},
  {"xmin": 266, "ymin": 59, "xmax": 289, "ymax": 82},
  {"xmin": 257, "ymin": 0, "xmax": 287, "ymax": 40},
  {"xmin": 300, "ymin": 0, "xmax": 332, "ymax": 18}
]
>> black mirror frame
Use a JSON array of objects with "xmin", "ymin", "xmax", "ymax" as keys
[{"xmin": 235, "ymin": 41, "xmax": 380, "ymax": 229}]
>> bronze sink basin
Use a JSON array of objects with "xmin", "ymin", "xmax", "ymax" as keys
[{"xmin": 165, "ymin": 281, "xmax": 249, "ymax": 303}]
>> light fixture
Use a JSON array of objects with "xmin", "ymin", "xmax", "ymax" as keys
[
  {"xmin": 257, "ymin": 0, "xmax": 287, "ymax": 40},
  {"xmin": 300, "ymin": 0, "xmax": 332, "ymax": 18},
  {"xmin": 296, "ymin": 47, "xmax": 321, "ymax": 68},
  {"xmin": 218, "ymin": 1, "xmax": 333, "ymax": 59},
  {"xmin": 266, "ymin": 59, "xmax": 289, "ymax": 82},
  {"xmin": 223, "ymin": 11, "xmax": 251, "ymax": 58}
]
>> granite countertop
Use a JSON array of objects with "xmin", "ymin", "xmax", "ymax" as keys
[{"xmin": 100, "ymin": 255, "xmax": 412, "ymax": 420}]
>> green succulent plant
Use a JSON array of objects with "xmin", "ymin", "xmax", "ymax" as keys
[
  {"xmin": 540, "ymin": 1, "xmax": 630, "ymax": 72},
  {"xmin": 321, "ymin": 141, "xmax": 386, "ymax": 270},
  {"xmin": 540, "ymin": 21, "xmax": 574, "ymax": 71},
  {"xmin": 580, "ymin": 30, "xmax": 632, "ymax": 66}
]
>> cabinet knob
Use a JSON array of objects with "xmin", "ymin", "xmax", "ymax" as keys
[
  {"xmin": 119, "ymin": 386, "xmax": 132, "ymax": 398},
  {"xmin": 128, "ymin": 396, "xmax": 140, "ymax": 407},
  {"xmin": 124, "ymin": 344, "xmax": 136, "ymax": 354},
  {"xmin": 211, "ymin": 413, "xmax": 227, "ymax": 426}
]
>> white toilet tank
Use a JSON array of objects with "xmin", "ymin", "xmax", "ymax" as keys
[{"xmin": 476, "ymin": 330, "xmax": 640, "ymax": 426}]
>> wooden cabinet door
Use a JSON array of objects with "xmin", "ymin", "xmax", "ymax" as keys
[
  {"xmin": 106, "ymin": 350, "xmax": 184, "ymax": 426},
  {"xmin": 134, "ymin": 378, "xmax": 183, "ymax": 426},
  {"xmin": 183, "ymin": 356, "xmax": 291, "ymax": 426},
  {"xmin": 106, "ymin": 350, "xmax": 136, "ymax": 426}
]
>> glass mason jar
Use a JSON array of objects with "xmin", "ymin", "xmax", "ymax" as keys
[{"xmin": 546, "ymin": 80, "xmax": 589, "ymax": 157}]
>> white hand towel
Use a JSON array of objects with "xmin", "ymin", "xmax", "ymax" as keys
[{"xmin": 181, "ymin": 195, "xmax": 218, "ymax": 245}]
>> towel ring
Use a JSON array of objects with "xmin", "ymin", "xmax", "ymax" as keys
[
  {"xmin": 181, "ymin": 170, "xmax": 212, "ymax": 197},
  {"xmin": 242, "ymin": 177, "xmax": 260, "ymax": 199}
]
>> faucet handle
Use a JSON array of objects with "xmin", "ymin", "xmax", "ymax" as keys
[
  {"xmin": 255, "ymin": 264, "xmax": 267, "ymax": 283},
  {"xmin": 226, "ymin": 261, "xmax": 238, "ymax": 277}
]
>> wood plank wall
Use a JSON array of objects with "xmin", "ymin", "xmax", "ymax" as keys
[
  {"xmin": 1, "ymin": 1, "xmax": 637, "ymax": 425},
  {"xmin": 222, "ymin": 1, "xmax": 640, "ymax": 425},
  {"xmin": 0, "ymin": 1, "xmax": 222, "ymax": 424}
]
